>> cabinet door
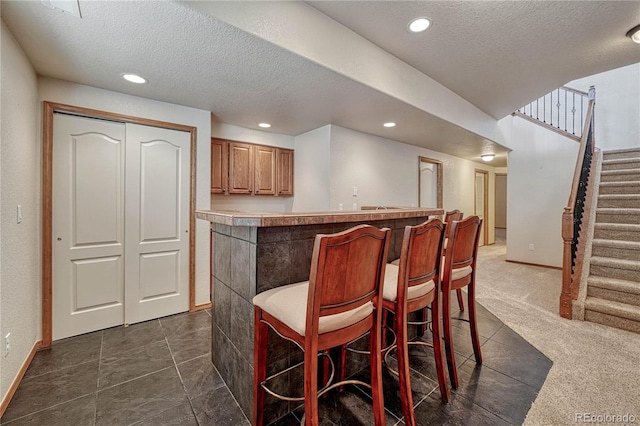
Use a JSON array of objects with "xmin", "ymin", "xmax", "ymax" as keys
[
  {"xmin": 228, "ymin": 142, "xmax": 253, "ymax": 194},
  {"xmin": 254, "ymin": 145, "xmax": 276, "ymax": 195},
  {"xmin": 276, "ymin": 148, "xmax": 294, "ymax": 196},
  {"xmin": 210, "ymin": 139, "xmax": 228, "ymax": 194}
]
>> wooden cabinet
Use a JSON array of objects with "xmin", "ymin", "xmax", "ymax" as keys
[
  {"xmin": 228, "ymin": 142, "xmax": 253, "ymax": 194},
  {"xmin": 210, "ymin": 139, "xmax": 228, "ymax": 194},
  {"xmin": 211, "ymin": 138, "xmax": 293, "ymax": 196},
  {"xmin": 254, "ymin": 145, "xmax": 276, "ymax": 195},
  {"xmin": 276, "ymin": 148, "xmax": 294, "ymax": 196}
]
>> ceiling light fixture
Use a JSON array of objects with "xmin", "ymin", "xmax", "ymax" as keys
[
  {"xmin": 627, "ymin": 24, "xmax": 640, "ymax": 44},
  {"xmin": 481, "ymin": 154, "xmax": 495, "ymax": 162},
  {"xmin": 408, "ymin": 17, "xmax": 431, "ymax": 33},
  {"xmin": 383, "ymin": 122, "xmax": 396, "ymax": 128},
  {"xmin": 122, "ymin": 73, "xmax": 147, "ymax": 84},
  {"xmin": 258, "ymin": 123, "xmax": 271, "ymax": 128}
]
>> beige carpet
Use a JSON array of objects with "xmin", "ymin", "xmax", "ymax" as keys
[{"xmin": 475, "ymin": 240, "xmax": 640, "ymax": 425}]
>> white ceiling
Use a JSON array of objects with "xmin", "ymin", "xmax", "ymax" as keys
[{"xmin": 2, "ymin": 1, "xmax": 639, "ymax": 168}]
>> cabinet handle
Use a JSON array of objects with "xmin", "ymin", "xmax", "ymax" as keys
[
  {"xmin": 255, "ymin": 190, "xmax": 260, "ymax": 194},
  {"xmin": 222, "ymin": 188, "xmax": 226, "ymax": 193}
]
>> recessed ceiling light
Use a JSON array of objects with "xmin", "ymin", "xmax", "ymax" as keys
[
  {"xmin": 627, "ymin": 24, "xmax": 640, "ymax": 44},
  {"xmin": 481, "ymin": 154, "xmax": 495, "ymax": 162},
  {"xmin": 383, "ymin": 122, "xmax": 396, "ymax": 128},
  {"xmin": 122, "ymin": 73, "xmax": 147, "ymax": 84},
  {"xmin": 258, "ymin": 123, "xmax": 271, "ymax": 128},
  {"xmin": 408, "ymin": 17, "xmax": 431, "ymax": 33}
]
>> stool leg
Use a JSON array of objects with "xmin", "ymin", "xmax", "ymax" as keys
[
  {"xmin": 442, "ymin": 288, "xmax": 459, "ymax": 389},
  {"xmin": 253, "ymin": 307, "xmax": 268, "ymax": 426},
  {"xmin": 417, "ymin": 307, "xmax": 427, "ymax": 337},
  {"xmin": 303, "ymin": 345, "xmax": 319, "ymax": 426},
  {"xmin": 456, "ymin": 289, "xmax": 465, "ymax": 312},
  {"xmin": 395, "ymin": 303, "xmax": 415, "ymax": 426},
  {"xmin": 431, "ymin": 290, "xmax": 450, "ymax": 403},
  {"xmin": 370, "ymin": 310, "xmax": 385, "ymax": 426},
  {"xmin": 468, "ymin": 280, "xmax": 483, "ymax": 365}
]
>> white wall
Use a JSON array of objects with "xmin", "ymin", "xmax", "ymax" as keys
[
  {"xmin": 292, "ymin": 125, "xmax": 331, "ymax": 212},
  {"xmin": 328, "ymin": 125, "xmax": 495, "ymax": 244},
  {"xmin": 210, "ymin": 122, "xmax": 296, "ymax": 213},
  {"xmin": 1, "ymin": 20, "xmax": 41, "ymax": 403},
  {"xmin": 38, "ymin": 77, "xmax": 212, "ymax": 306},
  {"xmin": 568, "ymin": 63, "xmax": 640, "ymax": 151},
  {"xmin": 500, "ymin": 115, "xmax": 579, "ymax": 267}
]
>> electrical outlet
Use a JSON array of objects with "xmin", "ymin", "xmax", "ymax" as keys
[
  {"xmin": 352, "ymin": 186, "xmax": 358, "ymax": 197},
  {"xmin": 4, "ymin": 333, "xmax": 10, "ymax": 357},
  {"xmin": 529, "ymin": 243, "xmax": 535, "ymax": 251},
  {"xmin": 17, "ymin": 205, "xmax": 23, "ymax": 224}
]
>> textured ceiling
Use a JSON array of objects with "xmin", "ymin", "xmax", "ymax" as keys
[
  {"xmin": 309, "ymin": 1, "xmax": 640, "ymax": 119},
  {"xmin": 2, "ymin": 1, "xmax": 639, "ymax": 168}
]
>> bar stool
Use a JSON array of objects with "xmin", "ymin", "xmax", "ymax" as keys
[
  {"xmin": 253, "ymin": 224, "xmax": 391, "ymax": 426},
  {"xmin": 441, "ymin": 215, "xmax": 483, "ymax": 388},
  {"xmin": 381, "ymin": 219, "xmax": 450, "ymax": 426},
  {"xmin": 443, "ymin": 210, "xmax": 465, "ymax": 312}
]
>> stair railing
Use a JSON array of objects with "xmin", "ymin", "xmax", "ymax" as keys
[
  {"xmin": 560, "ymin": 86, "xmax": 596, "ymax": 319},
  {"xmin": 514, "ymin": 86, "xmax": 590, "ymax": 141}
]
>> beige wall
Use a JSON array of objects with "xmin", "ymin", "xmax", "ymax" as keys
[
  {"xmin": 499, "ymin": 115, "xmax": 579, "ymax": 267},
  {"xmin": 1, "ymin": 20, "xmax": 41, "ymax": 403}
]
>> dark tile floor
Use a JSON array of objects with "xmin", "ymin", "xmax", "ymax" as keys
[{"xmin": 2, "ymin": 301, "xmax": 552, "ymax": 426}]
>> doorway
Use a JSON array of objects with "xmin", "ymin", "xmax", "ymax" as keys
[
  {"xmin": 43, "ymin": 102, "xmax": 197, "ymax": 344},
  {"xmin": 418, "ymin": 156, "xmax": 443, "ymax": 208},
  {"xmin": 474, "ymin": 169, "xmax": 489, "ymax": 246}
]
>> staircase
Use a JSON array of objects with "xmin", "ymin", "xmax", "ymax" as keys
[{"xmin": 584, "ymin": 148, "xmax": 640, "ymax": 333}]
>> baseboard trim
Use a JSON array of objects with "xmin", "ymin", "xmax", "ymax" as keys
[
  {"xmin": 506, "ymin": 259, "xmax": 562, "ymax": 270},
  {"xmin": 0, "ymin": 340, "xmax": 41, "ymax": 417},
  {"xmin": 191, "ymin": 302, "xmax": 212, "ymax": 312}
]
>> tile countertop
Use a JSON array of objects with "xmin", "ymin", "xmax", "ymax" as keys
[{"xmin": 195, "ymin": 207, "xmax": 444, "ymax": 227}]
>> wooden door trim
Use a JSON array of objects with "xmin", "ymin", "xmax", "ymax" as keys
[
  {"xmin": 474, "ymin": 169, "xmax": 490, "ymax": 245},
  {"xmin": 418, "ymin": 156, "xmax": 443, "ymax": 208},
  {"xmin": 42, "ymin": 101, "xmax": 200, "ymax": 346}
]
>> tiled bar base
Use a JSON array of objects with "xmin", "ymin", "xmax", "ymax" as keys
[{"xmin": 209, "ymin": 214, "xmax": 436, "ymax": 424}]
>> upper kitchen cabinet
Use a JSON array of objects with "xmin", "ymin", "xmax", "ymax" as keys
[
  {"xmin": 228, "ymin": 141, "xmax": 254, "ymax": 194},
  {"xmin": 276, "ymin": 148, "xmax": 294, "ymax": 196},
  {"xmin": 211, "ymin": 138, "xmax": 293, "ymax": 196},
  {"xmin": 210, "ymin": 139, "xmax": 228, "ymax": 194},
  {"xmin": 254, "ymin": 145, "xmax": 276, "ymax": 195}
]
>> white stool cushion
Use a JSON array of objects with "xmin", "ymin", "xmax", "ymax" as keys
[
  {"xmin": 382, "ymin": 263, "xmax": 435, "ymax": 303},
  {"xmin": 451, "ymin": 265, "xmax": 473, "ymax": 281},
  {"xmin": 253, "ymin": 281, "xmax": 373, "ymax": 336}
]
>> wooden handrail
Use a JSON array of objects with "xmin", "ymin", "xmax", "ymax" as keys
[
  {"xmin": 561, "ymin": 86, "xmax": 589, "ymax": 97},
  {"xmin": 560, "ymin": 88, "xmax": 596, "ymax": 319}
]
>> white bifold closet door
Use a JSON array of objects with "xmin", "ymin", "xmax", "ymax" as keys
[{"xmin": 52, "ymin": 113, "xmax": 190, "ymax": 340}]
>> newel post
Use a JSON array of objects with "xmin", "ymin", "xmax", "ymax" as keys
[{"xmin": 560, "ymin": 208, "xmax": 574, "ymax": 319}]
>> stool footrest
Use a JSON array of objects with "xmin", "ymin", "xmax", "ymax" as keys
[
  {"xmin": 384, "ymin": 340, "xmax": 435, "ymax": 377},
  {"xmin": 260, "ymin": 352, "xmax": 334, "ymax": 402}
]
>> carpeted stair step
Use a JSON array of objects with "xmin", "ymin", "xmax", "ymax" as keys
[
  {"xmin": 591, "ymin": 239, "xmax": 640, "ymax": 261},
  {"xmin": 594, "ymin": 223, "xmax": 640, "ymax": 242},
  {"xmin": 587, "ymin": 276, "xmax": 640, "ymax": 307},
  {"xmin": 603, "ymin": 148, "xmax": 640, "ymax": 161},
  {"xmin": 596, "ymin": 208, "xmax": 640, "ymax": 224},
  {"xmin": 589, "ymin": 256, "xmax": 640, "ymax": 282},
  {"xmin": 599, "ymin": 181, "xmax": 640, "ymax": 195},
  {"xmin": 598, "ymin": 194, "xmax": 640, "ymax": 208},
  {"xmin": 583, "ymin": 297, "xmax": 640, "ymax": 334},
  {"xmin": 600, "ymin": 169, "xmax": 640, "ymax": 182},
  {"xmin": 601, "ymin": 157, "xmax": 640, "ymax": 171}
]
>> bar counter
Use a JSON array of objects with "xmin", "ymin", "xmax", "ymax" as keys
[{"xmin": 197, "ymin": 207, "xmax": 443, "ymax": 423}]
